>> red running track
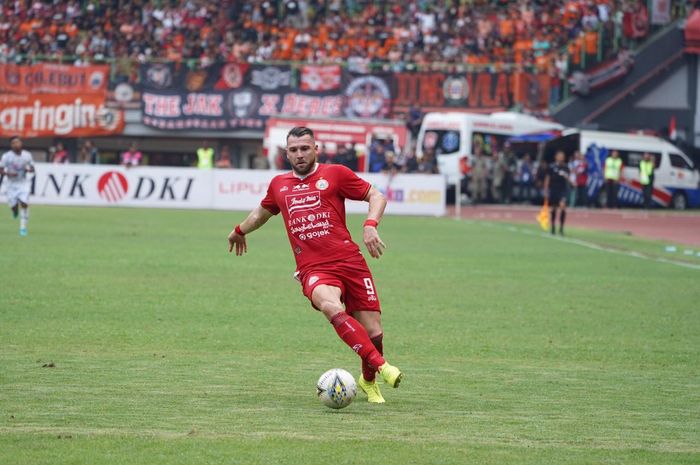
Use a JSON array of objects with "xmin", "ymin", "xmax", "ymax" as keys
[{"xmin": 449, "ymin": 205, "xmax": 700, "ymax": 248}]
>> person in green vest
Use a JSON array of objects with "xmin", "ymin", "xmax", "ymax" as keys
[
  {"xmin": 197, "ymin": 140, "xmax": 214, "ymax": 169},
  {"xmin": 604, "ymin": 149, "xmax": 623, "ymax": 208},
  {"xmin": 639, "ymin": 152, "xmax": 655, "ymax": 209}
]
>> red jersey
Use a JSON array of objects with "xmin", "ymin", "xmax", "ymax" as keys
[{"xmin": 261, "ymin": 164, "xmax": 371, "ymax": 271}]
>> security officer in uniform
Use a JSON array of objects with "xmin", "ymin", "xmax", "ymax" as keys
[
  {"xmin": 639, "ymin": 152, "xmax": 655, "ymax": 209},
  {"xmin": 604, "ymin": 150, "xmax": 623, "ymax": 208},
  {"xmin": 197, "ymin": 140, "xmax": 214, "ymax": 169}
]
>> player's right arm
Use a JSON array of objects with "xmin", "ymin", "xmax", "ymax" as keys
[{"xmin": 227, "ymin": 205, "xmax": 274, "ymax": 255}]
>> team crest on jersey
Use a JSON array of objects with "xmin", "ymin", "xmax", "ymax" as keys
[{"xmin": 316, "ymin": 179, "xmax": 329, "ymax": 190}]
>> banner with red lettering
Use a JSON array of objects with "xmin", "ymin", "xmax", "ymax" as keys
[
  {"xmin": 0, "ymin": 94, "xmax": 125, "ymax": 138},
  {"xmin": 391, "ymin": 71, "xmax": 551, "ymax": 113},
  {"xmin": 139, "ymin": 63, "xmax": 554, "ymax": 130},
  {"xmin": 0, "ymin": 64, "xmax": 110, "ymax": 94}
]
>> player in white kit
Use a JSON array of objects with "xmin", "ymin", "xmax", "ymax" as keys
[{"xmin": 0, "ymin": 136, "xmax": 35, "ymax": 236}]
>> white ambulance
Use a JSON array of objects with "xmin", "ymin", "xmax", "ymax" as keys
[
  {"xmin": 416, "ymin": 111, "xmax": 564, "ymax": 185},
  {"xmin": 545, "ymin": 129, "xmax": 700, "ymax": 209}
]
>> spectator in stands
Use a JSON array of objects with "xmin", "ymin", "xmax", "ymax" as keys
[
  {"xmin": 470, "ymin": 149, "xmax": 489, "ymax": 205},
  {"xmin": 380, "ymin": 151, "xmax": 401, "ymax": 176},
  {"xmin": 534, "ymin": 158, "xmax": 549, "ymax": 204},
  {"xmin": 406, "ymin": 105, "xmax": 423, "ymax": 138},
  {"xmin": 401, "ymin": 146, "xmax": 419, "ymax": 174},
  {"xmin": 52, "ymin": 142, "xmax": 69, "ymax": 164},
  {"xmin": 121, "ymin": 142, "xmax": 143, "ymax": 167},
  {"xmin": 80, "ymin": 140, "xmax": 100, "ymax": 164},
  {"xmin": 317, "ymin": 143, "xmax": 332, "ymax": 164},
  {"xmin": 517, "ymin": 153, "xmax": 535, "ymax": 204},
  {"xmin": 417, "ymin": 147, "xmax": 439, "ymax": 174},
  {"xmin": 368, "ymin": 140, "xmax": 387, "ymax": 173},
  {"xmin": 571, "ymin": 150, "xmax": 588, "ymax": 207},
  {"xmin": 335, "ymin": 143, "xmax": 358, "ymax": 171},
  {"xmin": 252, "ymin": 150, "xmax": 271, "ymax": 170},
  {"xmin": 216, "ymin": 145, "xmax": 233, "ymax": 168}
]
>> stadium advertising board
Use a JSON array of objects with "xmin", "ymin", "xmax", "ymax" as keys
[
  {"xmin": 0, "ymin": 64, "xmax": 110, "ymax": 94},
  {"xmin": 0, "ymin": 94, "xmax": 125, "ymax": 138},
  {"xmin": 212, "ymin": 170, "xmax": 445, "ymax": 215},
  {"xmin": 3, "ymin": 164, "xmax": 445, "ymax": 215}
]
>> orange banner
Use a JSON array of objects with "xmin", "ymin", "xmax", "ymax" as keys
[
  {"xmin": 0, "ymin": 64, "xmax": 109, "ymax": 94},
  {"xmin": 0, "ymin": 94, "xmax": 125, "ymax": 138}
]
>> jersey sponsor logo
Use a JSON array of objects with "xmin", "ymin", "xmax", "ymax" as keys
[
  {"xmin": 97, "ymin": 171, "xmax": 128, "ymax": 202},
  {"xmin": 298, "ymin": 229, "xmax": 331, "ymax": 240},
  {"xmin": 286, "ymin": 191, "xmax": 321, "ymax": 214},
  {"xmin": 293, "ymin": 183, "xmax": 310, "ymax": 191},
  {"xmin": 315, "ymin": 179, "xmax": 329, "ymax": 190}
]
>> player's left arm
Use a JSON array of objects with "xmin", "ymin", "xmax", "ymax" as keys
[
  {"xmin": 25, "ymin": 152, "xmax": 35, "ymax": 173},
  {"xmin": 363, "ymin": 186, "xmax": 387, "ymax": 259}
]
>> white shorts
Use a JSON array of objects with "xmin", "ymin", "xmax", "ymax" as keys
[{"xmin": 4, "ymin": 182, "xmax": 30, "ymax": 207}]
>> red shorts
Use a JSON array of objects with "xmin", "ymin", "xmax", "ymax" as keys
[{"xmin": 299, "ymin": 253, "xmax": 381, "ymax": 313}]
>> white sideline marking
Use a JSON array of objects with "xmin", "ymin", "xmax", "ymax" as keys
[{"xmin": 497, "ymin": 224, "xmax": 700, "ymax": 271}]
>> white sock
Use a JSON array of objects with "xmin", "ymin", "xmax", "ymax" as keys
[{"xmin": 20, "ymin": 208, "xmax": 28, "ymax": 229}]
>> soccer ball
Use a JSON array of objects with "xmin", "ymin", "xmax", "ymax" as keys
[{"xmin": 316, "ymin": 368, "xmax": 357, "ymax": 409}]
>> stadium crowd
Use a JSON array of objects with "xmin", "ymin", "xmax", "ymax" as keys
[{"xmin": 1, "ymin": 0, "xmax": 692, "ymax": 78}]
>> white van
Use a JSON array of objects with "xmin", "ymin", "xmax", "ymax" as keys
[
  {"xmin": 416, "ymin": 111, "xmax": 564, "ymax": 184},
  {"xmin": 545, "ymin": 129, "xmax": 700, "ymax": 209}
]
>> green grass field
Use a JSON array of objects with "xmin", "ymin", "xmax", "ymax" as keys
[{"xmin": 1, "ymin": 206, "xmax": 698, "ymax": 465}]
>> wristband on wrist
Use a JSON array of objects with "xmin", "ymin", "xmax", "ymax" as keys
[
  {"xmin": 235, "ymin": 225, "xmax": 245, "ymax": 236},
  {"xmin": 363, "ymin": 219, "xmax": 379, "ymax": 228}
]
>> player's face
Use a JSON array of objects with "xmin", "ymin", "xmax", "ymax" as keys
[
  {"xmin": 10, "ymin": 138, "xmax": 22, "ymax": 153},
  {"xmin": 286, "ymin": 134, "xmax": 317, "ymax": 176}
]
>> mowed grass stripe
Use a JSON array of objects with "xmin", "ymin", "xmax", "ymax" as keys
[{"xmin": 0, "ymin": 206, "xmax": 698, "ymax": 465}]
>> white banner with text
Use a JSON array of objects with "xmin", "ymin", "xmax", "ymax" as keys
[{"xmin": 1, "ymin": 164, "xmax": 446, "ymax": 216}]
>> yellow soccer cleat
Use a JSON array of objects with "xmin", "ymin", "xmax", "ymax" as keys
[
  {"xmin": 358, "ymin": 375, "xmax": 386, "ymax": 403},
  {"xmin": 378, "ymin": 362, "xmax": 403, "ymax": 388}
]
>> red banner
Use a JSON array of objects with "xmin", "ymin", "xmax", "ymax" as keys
[
  {"xmin": 300, "ymin": 65, "xmax": 342, "ymax": 91},
  {"xmin": 0, "ymin": 64, "xmax": 110, "ymax": 95},
  {"xmin": 392, "ymin": 71, "xmax": 551, "ymax": 114},
  {"xmin": 0, "ymin": 94, "xmax": 125, "ymax": 138}
]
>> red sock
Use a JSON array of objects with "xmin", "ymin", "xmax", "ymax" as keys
[
  {"xmin": 362, "ymin": 333, "xmax": 384, "ymax": 382},
  {"xmin": 330, "ymin": 313, "xmax": 385, "ymax": 370}
]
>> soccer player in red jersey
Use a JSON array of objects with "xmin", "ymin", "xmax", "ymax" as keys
[{"xmin": 227, "ymin": 126, "xmax": 402, "ymax": 403}]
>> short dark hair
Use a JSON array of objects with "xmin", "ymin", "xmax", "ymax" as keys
[
  {"xmin": 286, "ymin": 126, "xmax": 314, "ymax": 141},
  {"xmin": 9, "ymin": 136, "xmax": 20, "ymax": 143}
]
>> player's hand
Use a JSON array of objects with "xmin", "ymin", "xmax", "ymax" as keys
[
  {"xmin": 228, "ymin": 229, "xmax": 248, "ymax": 256},
  {"xmin": 363, "ymin": 226, "xmax": 386, "ymax": 259}
]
